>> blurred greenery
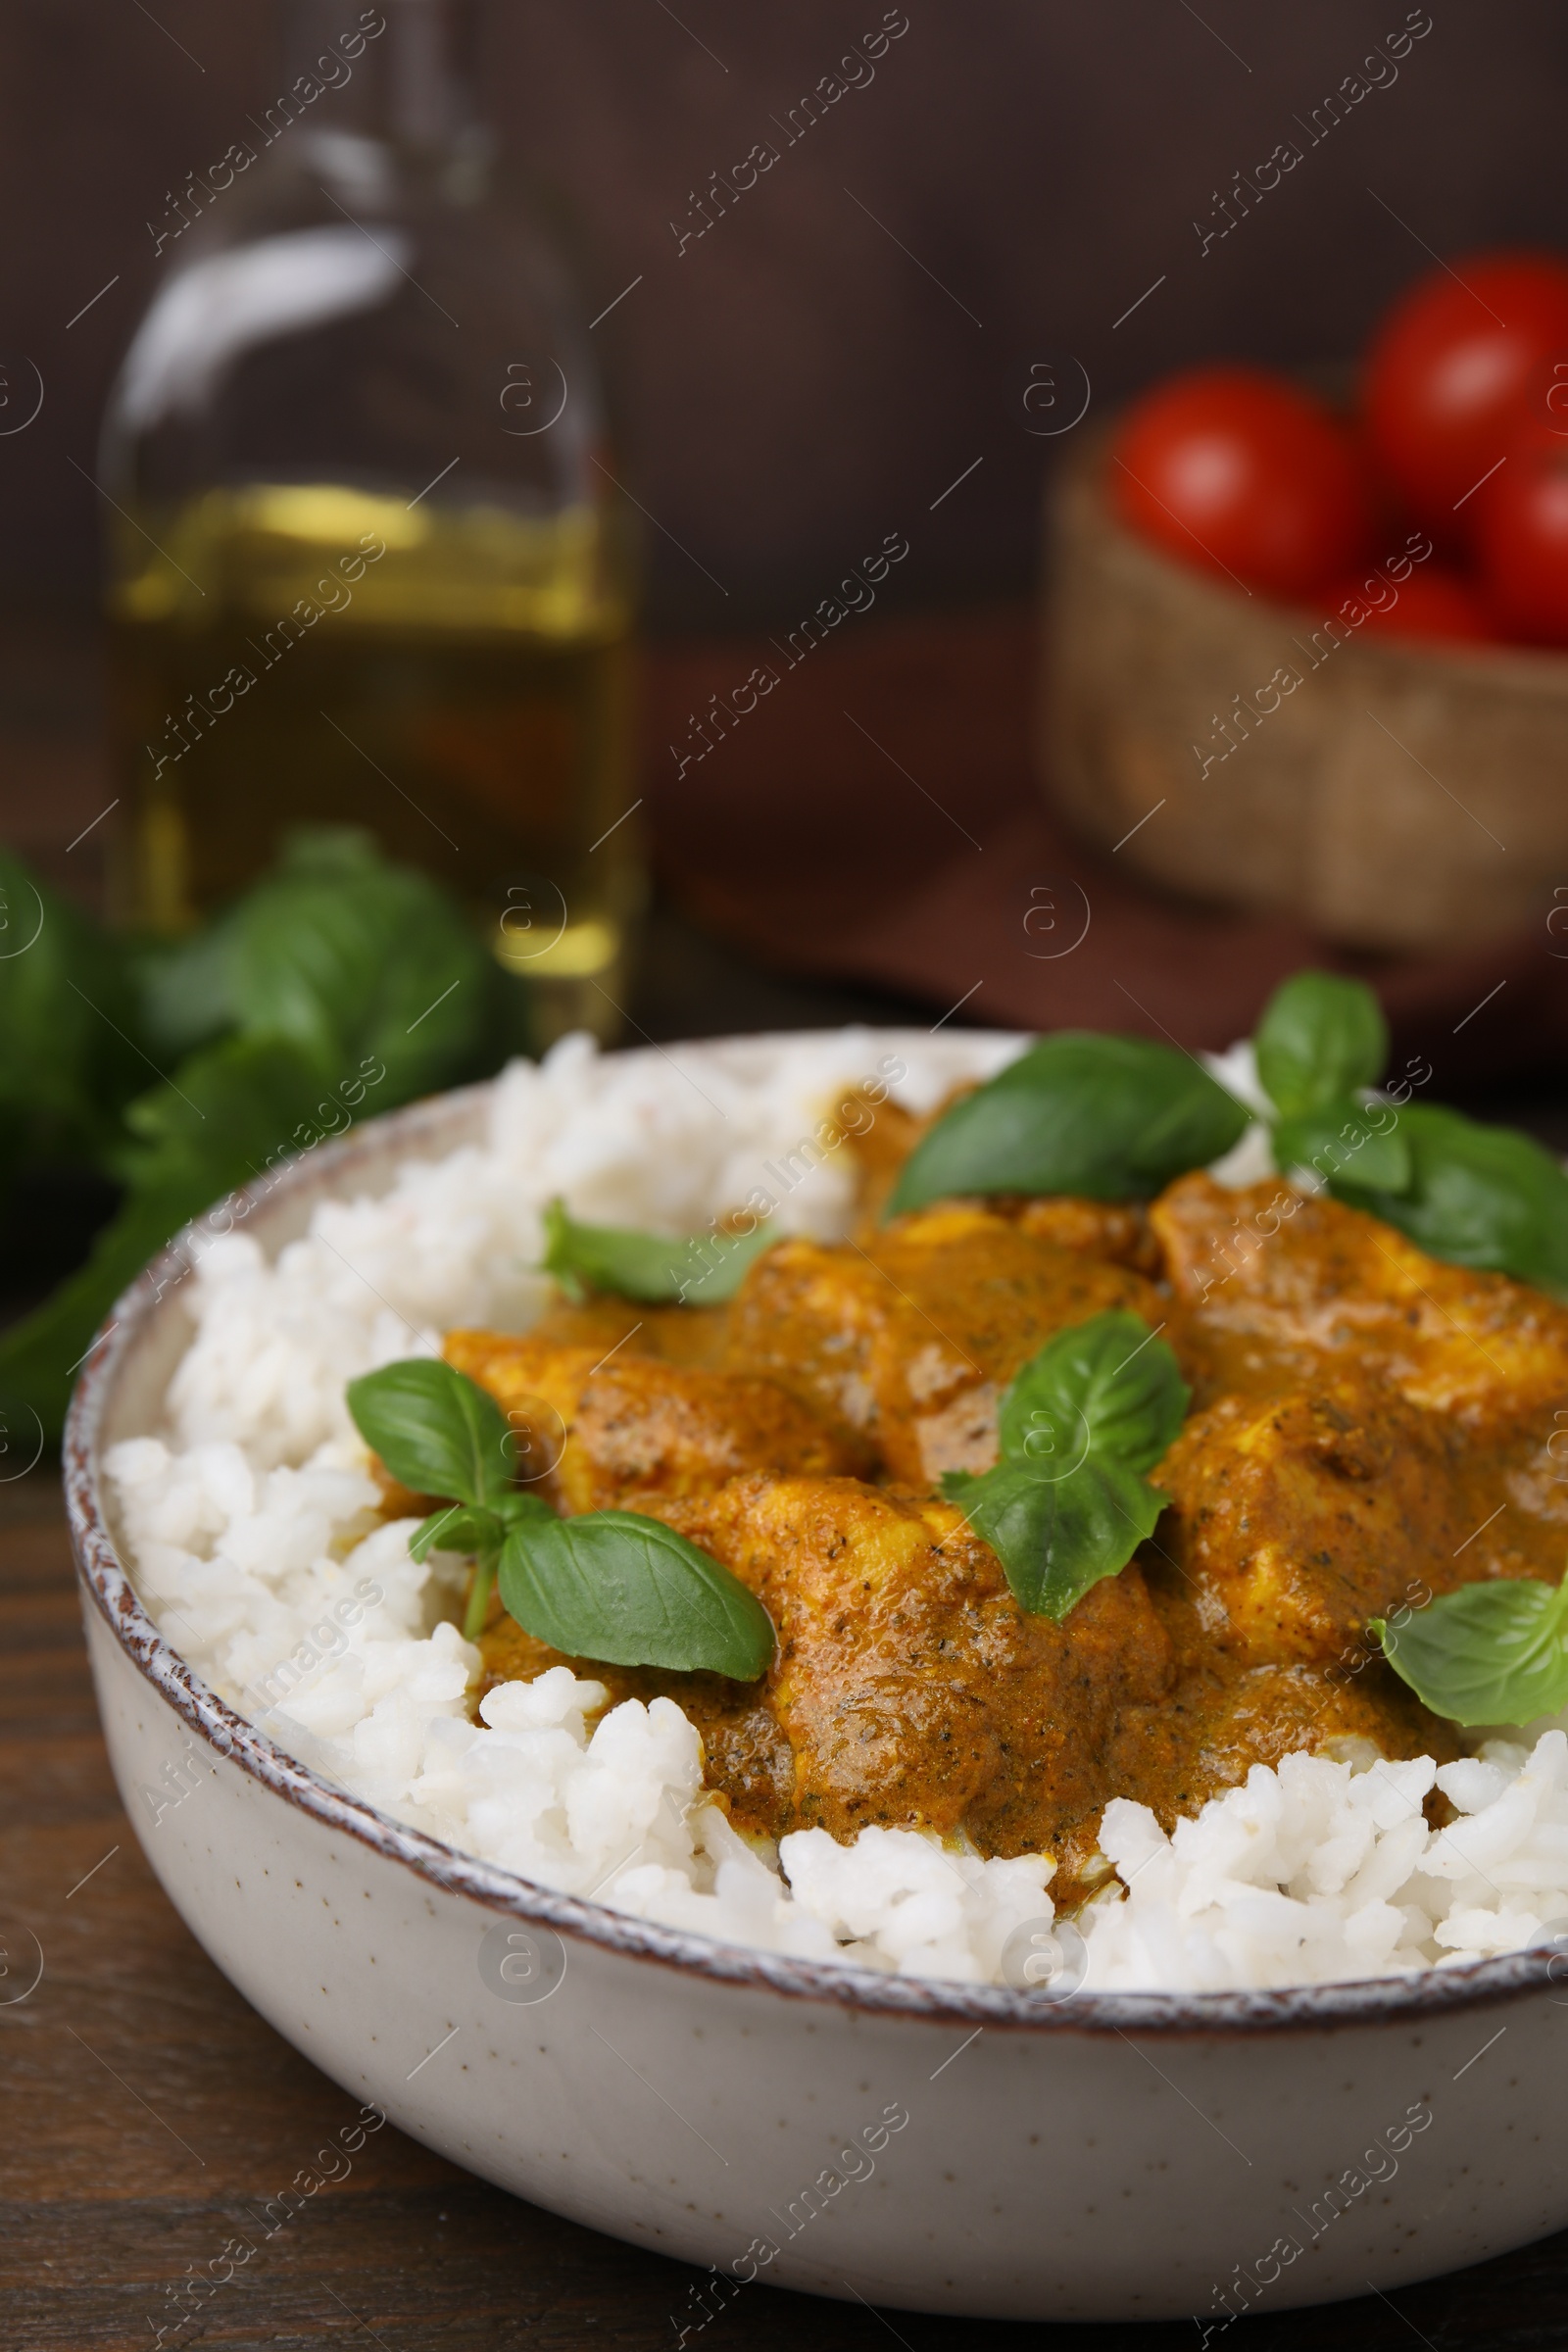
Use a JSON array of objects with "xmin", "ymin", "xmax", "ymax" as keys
[{"xmin": 0, "ymin": 826, "xmax": 533, "ymax": 1442}]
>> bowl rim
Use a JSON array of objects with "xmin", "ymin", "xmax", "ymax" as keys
[{"xmin": 62, "ymin": 1040, "xmax": 1565, "ymax": 2041}]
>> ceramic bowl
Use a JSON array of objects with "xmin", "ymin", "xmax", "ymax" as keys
[{"xmin": 65, "ymin": 1038, "xmax": 1568, "ymax": 2326}]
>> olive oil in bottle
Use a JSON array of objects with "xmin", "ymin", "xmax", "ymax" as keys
[{"xmin": 100, "ymin": 0, "xmax": 640, "ymax": 1046}]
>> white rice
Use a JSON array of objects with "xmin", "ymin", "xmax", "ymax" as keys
[{"xmin": 104, "ymin": 1030, "xmax": 1568, "ymax": 1991}]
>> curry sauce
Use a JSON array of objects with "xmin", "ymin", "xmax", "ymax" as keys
[{"xmin": 438, "ymin": 1161, "xmax": 1568, "ymax": 1905}]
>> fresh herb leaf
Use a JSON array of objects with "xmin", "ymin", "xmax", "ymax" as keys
[
  {"xmin": 942, "ymin": 1309, "xmax": 1187, "ymax": 1622},
  {"xmin": 0, "ymin": 848, "xmax": 147, "ymax": 1183},
  {"xmin": 411, "ymin": 1492, "xmax": 555, "ymax": 1637},
  {"xmin": 355, "ymin": 1359, "xmax": 769, "ymax": 1670},
  {"xmin": 413, "ymin": 1502, "xmax": 504, "ymax": 1564},
  {"xmin": 0, "ymin": 1033, "xmax": 333, "ymax": 1442},
  {"xmin": 497, "ymin": 1507, "xmax": 774, "ymax": 1679},
  {"xmin": 1334, "ymin": 1103, "xmax": 1568, "ymax": 1293},
  {"xmin": 540, "ymin": 1197, "xmax": 772, "ymax": 1304},
  {"xmin": 945, "ymin": 1457, "xmax": 1166, "ymax": 1621},
  {"xmin": 0, "ymin": 829, "xmax": 529, "ymax": 1446},
  {"xmin": 227, "ymin": 827, "xmax": 487, "ymax": 1093},
  {"xmin": 134, "ymin": 915, "xmax": 245, "ymax": 1063},
  {"xmin": 996, "ymin": 1306, "xmax": 1188, "ymax": 1476},
  {"xmin": 109, "ymin": 1032, "xmax": 331, "ymax": 1199},
  {"xmin": 0, "ymin": 1182, "xmax": 211, "ymax": 1446},
  {"xmin": 346, "ymin": 1357, "xmax": 513, "ymax": 1511},
  {"xmin": 412, "ymin": 1492, "xmax": 554, "ymax": 1564},
  {"xmin": 888, "ymin": 1034, "xmax": 1250, "ymax": 1215},
  {"xmin": 1374, "ymin": 1572, "xmax": 1568, "ymax": 1726},
  {"xmin": 1254, "ymin": 972, "xmax": 1388, "ymax": 1118},
  {"xmin": 350, "ymin": 1359, "xmax": 562, "ymax": 1639},
  {"xmin": 1273, "ymin": 1097, "xmax": 1412, "ymax": 1193}
]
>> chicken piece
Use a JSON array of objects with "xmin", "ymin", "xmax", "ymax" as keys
[
  {"xmin": 1154, "ymin": 1171, "xmax": 1568, "ymax": 1581},
  {"xmin": 1153, "ymin": 1375, "xmax": 1536, "ymax": 1667},
  {"xmin": 523, "ymin": 1293, "xmax": 730, "ymax": 1370},
  {"xmin": 443, "ymin": 1329, "xmax": 864, "ymax": 1514},
  {"xmin": 723, "ymin": 1201, "xmax": 1165, "ymax": 1487},
  {"xmin": 1011, "ymin": 1195, "xmax": 1160, "ymax": 1276},
  {"xmin": 638, "ymin": 1472, "xmax": 1175, "ymax": 1890},
  {"xmin": 841, "ymin": 1084, "xmax": 931, "ymax": 1227},
  {"xmin": 1154, "ymin": 1171, "xmax": 1568, "ymax": 1431},
  {"xmin": 1177, "ymin": 1658, "xmax": 1460, "ymax": 1791},
  {"xmin": 1101, "ymin": 1627, "xmax": 1461, "ymax": 1831}
]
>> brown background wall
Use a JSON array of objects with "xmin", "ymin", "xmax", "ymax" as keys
[{"xmin": 3, "ymin": 0, "xmax": 1566, "ymax": 633}]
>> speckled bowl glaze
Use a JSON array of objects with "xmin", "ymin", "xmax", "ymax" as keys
[{"xmin": 65, "ymin": 1036, "xmax": 1568, "ymax": 2326}]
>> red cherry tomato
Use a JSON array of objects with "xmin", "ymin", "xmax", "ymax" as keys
[
  {"xmin": 1362, "ymin": 251, "xmax": 1568, "ymax": 532},
  {"xmin": 1109, "ymin": 367, "xmax": 1371, "ymax": 599},
  {"xmin": 1323, "ymin": 566, "xmax": 1493, "ymax": 645},
  {"xmin": 1473, "ymin": 422, "xmax": 1568, "ymax": 645}
]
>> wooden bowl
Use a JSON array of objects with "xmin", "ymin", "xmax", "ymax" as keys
[{"xmin": 1041, "ymin": 428, "xmax": 1568, "ymax": 952}]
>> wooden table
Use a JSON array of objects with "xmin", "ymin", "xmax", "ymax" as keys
[{"xmin": 4, "ymin": 1468, "xmax": 1567, "ymax": 2351}]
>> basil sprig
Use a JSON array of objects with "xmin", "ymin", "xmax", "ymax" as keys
[
  {"xmin": 0, "ymin": 826, "xmax": 527, "ymax": 1444},
  {"xmin": 1374, "ymin": 1571, "xmax": 1568, "ymax": 1727},
  {"xmin": 1254, "ymin": 973, "xmax": 1568, "ymax": 1293},
  {"xmin": 943, "ymin": 1309, "xmax": 1188, "ymax": 1621},
  {"xmin": 1271, "ymin": 1100, "xmax": 1412, "ymax": 1194},
  {"xmin": 539, "ymin": 1197, "xmax": 772, "ymax": 1305},
  {"xmin": 347, "ymin": 1358, "xmax": 773, "ymax": 1676},
  {"xmin": 887, "ymin": 1034, "xmax": 1249, "ymax": 1214},
  {"xmin": 1256, "ymin": 972, "xmax": 1411, "ymax": 1190},
  {"xmin": 347, "ymin": 1357, "xmax": 551, "ymax": 1639},
  {"xmin": 1334, "ymin": 1105, "xmax": 1568, "ymax": 1294},
  {"xmin": 1253, "ymin": 970, "xmax": 1387, "ymax": 1120},
  {"xmin": 889, "ymin": 967, "xmax": 1568, "ymax": 1297}
]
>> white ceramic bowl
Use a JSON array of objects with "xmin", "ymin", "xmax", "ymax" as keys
[{"xmin": 65, "ymin": 1041, "xmax": 1568, "ymax": 2326}]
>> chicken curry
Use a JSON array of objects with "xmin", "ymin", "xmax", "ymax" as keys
[{"xmin": 430, "ymin": 1104, "xmax": 1568, "ymax": 1907}]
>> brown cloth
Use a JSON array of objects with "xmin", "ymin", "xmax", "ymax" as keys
[{"xmin": 643, "ymin": 608, "xmax": 1568, "ymax": 1083}]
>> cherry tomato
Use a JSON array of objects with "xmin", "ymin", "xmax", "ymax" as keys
[
  {"xmin": 1473, "ymin": 421, "xmax": 1568, "ymax": 645},
  {"xmin": 1323, "ymin": 566, "xmax": 1493, "ymax": 645},
  {"xmin": 1109, "ymin": 367, "xmax": 1371, "ymax": 599},
  {"xmin": 1362, "ymin": 251, "xmax": 1568, "ymax": 532}
]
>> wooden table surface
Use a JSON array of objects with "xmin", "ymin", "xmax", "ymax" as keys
[{"xmin": 4, "ymin": 1466, "xmax": 1568, "ymax": 2352}]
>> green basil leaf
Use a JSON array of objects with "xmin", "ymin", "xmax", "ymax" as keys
[
  {"xmin": 227, "ymin": 826, "xmax": 487, "ymax": 1092},
  {"xmin": 1273, "ymin": 1098, "xmax": 1412, "ymax": 1193},
  {"xmin": 0, "ymin": 846, "xmax": 148, "ymax": 1180},
  {"xmin": 1253, "ymin": 972, "xmax": 1388, "ymax": 1118},
  {"xmin": 939, "ymin": 1309, "xmax": 1185, "ymax": 1619},
  {"xmin": 1374, "ymin": 1573, "xmax": 1568, "ymax": 1726},
  {"xmin": 1334, "ymin": 1103, "xmax": 1568, "ymax": 1292},
  {"xmin": 2, "ymin": 827, "xmax": 523, "ymax": 1447},
  {"xmin": 886, "ymin": 1033, "xmax": 1249, "ymax": 1214},
  {"xmin": 0, "ymin": 1032, "xmax": 336, "ymax": 1442},
  {"xmin": 495, "ymin": 1489, "xmax": 558, "ymax": 1526},
  {"xmin": 0, "ymin": 1181, "xmax": 214, "ymax": 1446},
  {"xmin": 411, "ymin": 1502, "xmax": 506, "ymax": 1564},
  {"xmin": 497, "ymin": 1508, "xmax": 774, "ymax": 1679},
  {"xmin": 410, "ymin": 1491, "xmax": 555, "ymax": 1635},
  {"xmin": 346, "ymin": 1358, "xmax": 513, "ymax": 1509},
  {"xmin": 110, "ymin": 1032, "xmax": 331, "ymax": 1199},
  {"xmin": 540, "ymin": 1196, "xmax": 773, "ymax": 1304},
  {"xmin": 135, "ymin": 914, "xmax": 245, "ymax": 1063},
  {"xmin": 997, "ymin": 1309, "xmax": 1188, "ymax": 1478},
  {"xmin": 944, "ymin": 1458, "xmax": 1165, "ymax": 1621}
]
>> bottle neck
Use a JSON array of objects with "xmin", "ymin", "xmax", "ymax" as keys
[{"xmin": 278, "ymin": 0, "xmax": 479, "ymax": 148}]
